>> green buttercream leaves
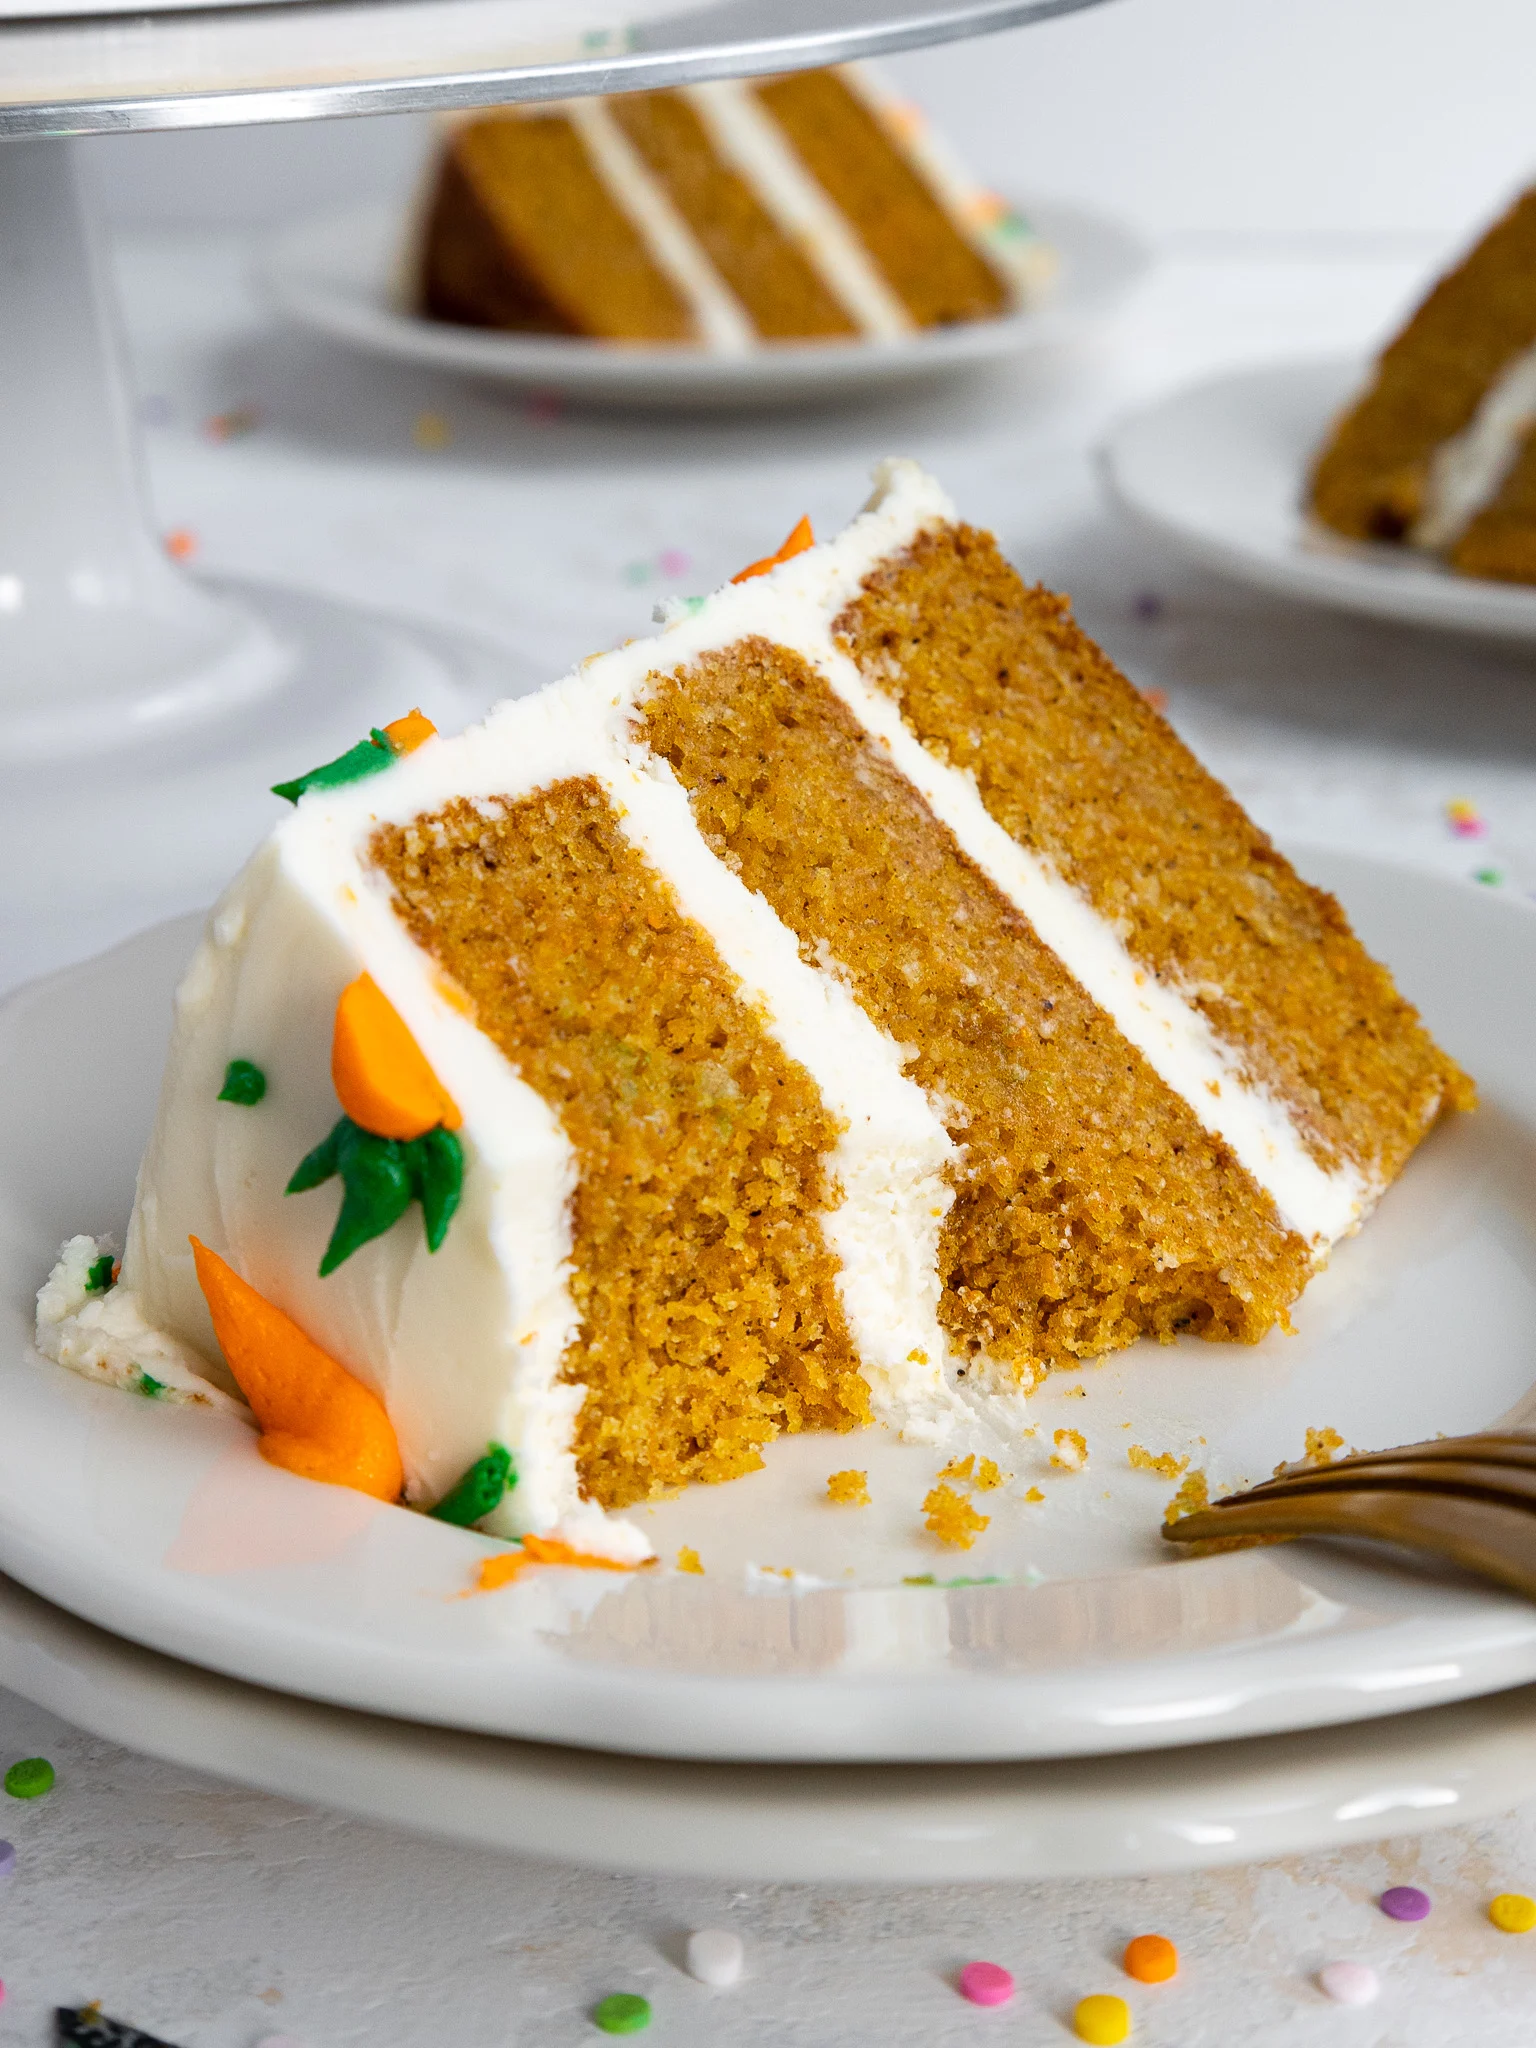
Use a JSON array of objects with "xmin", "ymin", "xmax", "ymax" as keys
[
  {"xmin": 84, "ymin": 1254, "xmax": 115, "ymax": 1293},
  {"xmin": 271, "ymin": 728, "xmax": 396, "ymax": 806},
  {"xmin": 430, "ymin": 1442, "xmax": 515, "ymax": 1526},
  {"xmin": 287, "ymin": 1115, "xmax": 466, "ymax": 1275},
  {"xmin": 218, "ymin": 1058, "xmax": 267, "ymax": 1106}
]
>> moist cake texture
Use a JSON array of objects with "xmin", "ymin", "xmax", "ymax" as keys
[
  {"xmin": 1309, "ymin": 185, "xmax": 1536, "ymax": 582},
  {"xmin": 52, "ymin": 462, "xmax": 1471, "ymax": 1555},
  {"xmin": 417, "ymin": 66, "xmax": 1051, "ymax": 349}
]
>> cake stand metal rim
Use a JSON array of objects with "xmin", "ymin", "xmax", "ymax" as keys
[{"xmin": 0, "ymin": 0, "xmax": 1108, "ymax": 136}]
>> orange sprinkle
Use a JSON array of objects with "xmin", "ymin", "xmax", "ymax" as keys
[
  {"xmin": 731, "ymin": 515, "xmax": 815, "ymax": 584},
  {"xmin": 382, "ymin": 707, "xmax": 437, "ymax": 755},
  {"xmin": 1123, "ymin": 1934, "xmax": 1178, "ymax": 1983},
  {"xmin": 164, "ymin": 528, "xmax": 198, "ymax": 561},
  {"xmin": 475, "ymin": 1534, "xmax": 646, "ymax": 1592},
  {"xmin": 332, "ymin": 973, "xmax": 461, "ymax": 1140},
  {"xmin": 190, "ymin": 1236, "xmax": 403, "ymax": 1501}
]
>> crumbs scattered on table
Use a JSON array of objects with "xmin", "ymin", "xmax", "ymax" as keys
[
  {"xmin": 1023, "ymin": 1485, "xmax": 1045, "ymax": 1503},
  {"xmin": 1129, "ymin": 1445, "xmax": 1189, "ymax": 1479},
  {"xmin": 1073, "ymin": 1992, "xmax": 1131, "ymax": 2043},
  {"xmin": 4, "ymin": 1758, "xmax": 54, "ymax": 1800},
  {"xmin": 1163, "ymin": 1471, "xmax": 1209, "ymax": 1526},
  {"xmin": 1318, "ymin": 1961, "xmax": 1379, "ymax": 2006},
  {"xmin": 593, "ymin": 1991, "xmax": 652, "ymax": 2033},
  {"xmin": 412, "ymin": 410, "xmax": 452, "ymax": 450},
  {"xmin": 1379, "ymin": 1886, "xmax": 1431, "ymax": 1922},
  {"xmin": 1051, "ymin": 1428, "xmax": 1088, "ymax": 1472},
  {"xmin": 686, "ymin": 1928, "xmax": 744, "ymax": 1988},
  {"xmin": 1489, "ymin": 1892, "xmax": 1536, "ymax": 1933},
  {"xmin": 1062, "ymin": 1382, "xmax": 1087, "ymax": 1398},
  {"xmin": 1304, "ymin": 1426, "xmax": 1345, "ymax": 1467},
  {"xmin": 1123, "ymin": 1934, "xmax": 1177, "ymax": 1982},
  {"xmin": 676, "ymin": 1545, "xmax": 704, "ymax": 1574},
  {"xmin": 1445, "ymin": 798, "xmax": 1489, "ymax": 839},
  {"xmin": 922, "ymin": 1483, "xmax": 989, "ymax": 1549},
  {"xmin": 825, "ymin": 1468, "xmax": 870, "ymax": 1506},
  {"xmin": 938, "ymin": 1453, "xmax": 975, "ymax": 1482},
  {"xmin": 957, "ymin": 1961, "xmax": 1014, "ymax": 2007},
  {"xmin": 163, "ymin": 529, "xmax": 198, "ymax": 561}
]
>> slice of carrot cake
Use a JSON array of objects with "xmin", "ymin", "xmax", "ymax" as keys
[
  {"xmin": 416, "ymin": 66, "xmax": 1052, "ymax": 346},
  {"xmin": 38, "ymin": 462, "xmax": 1471, "ymax": 1557},
  {"xmin": 1309, "ymin": 184, "xmax": 1536, "ymax": 581}
]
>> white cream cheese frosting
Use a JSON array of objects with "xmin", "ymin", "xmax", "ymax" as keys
[
  {"xmin": 72, "ymin": 459, "xmax": 1367, "ymax": 1554},
  {"xmin": 1413, "ymin": 338, "xmax": 1536, "ymax": 552}
]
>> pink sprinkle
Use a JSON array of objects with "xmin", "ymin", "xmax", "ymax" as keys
[
  {"xmin": 1445, "ymin": 800, "xmax": 1488, "ymax": 839},
  {"xmin": 958, "ymin": 1961, "xmax": 1014, "ymax": 2007},
  {"xmin": 1319, "ymin": 1960, "xmax": 1379, "ymax": 2006},
  {"xmin": 524, "ymin": 390, "xmax": 563, "ymax": 424},
  {"xmin": 658, "ymin": 548, "xmax": 692, "ymax": 577}
]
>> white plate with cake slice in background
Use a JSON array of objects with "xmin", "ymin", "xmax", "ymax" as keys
[
  {"xmin": 260, "ymin": 194, "xmax": 1143, "ymax": 409},
  {"xmin": 5, "ymin": 850, "xmax": 1536, "ymax": 1765},
  {"xmin": 1101, "ymin": 358, "xmax": 1536, "ymax": 646}
]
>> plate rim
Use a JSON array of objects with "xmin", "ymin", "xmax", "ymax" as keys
[{"xmin": 1098, "ymin": 353, "xmax": 1536, "ymax": 643}]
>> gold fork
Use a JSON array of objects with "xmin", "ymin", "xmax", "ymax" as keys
[{"xmin": 1161, "ymin": 1430, "xmax": 1536, "ymax": 1600}]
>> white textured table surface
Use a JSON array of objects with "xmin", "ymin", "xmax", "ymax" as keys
[{"xmin": 8, "ymin": 225, "xmax": 1536, "ymax": 2042}]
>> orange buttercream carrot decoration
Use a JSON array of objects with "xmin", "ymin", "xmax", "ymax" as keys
[
  {"xmin": 474, "ymin": 1535, "xmax": 646, "ymax": 1593},
  {"xmin": 190, "ymin": 1237, "xmax": 403, "ymax": 1501},
  {"xmin": 382, "ymin": 707, "xmax": 437, "ymax": 755},
  {"xmin": 332, "ymin": 973, "xmax": 460, "ymax": 1141},
  {"xmin": 731, "ymin": 514, "xmax": 814, "ymax": 584}
]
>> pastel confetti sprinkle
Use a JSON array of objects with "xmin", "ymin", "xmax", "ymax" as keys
[
  {"xmin": 412, "ymin": 410, "xmax": 451, "ymax": 450},
  {"xmin": 1379, "ymin": 1885, "xmax": 1431, "ymax": 1921},
  {"xmin": 0, "ymin": 1840, "xmax": 15, "ymax": 1878},
  {"xmin": 1489, "ymin": 1892, "xmax": 1536, "ymax": 1932},
  {"xmin": 204, "ymin": 405, "xmax": 261, "ymax": 442},
  {"xmin": 525, "ymin": 390, "xmax": 563, "ymax": 424},
  {"xmin": 1073, "ymin": 1993, "xmax": 1131, "ymax": 2043},
  {"xmin": 1141, "ymin": 687, "xmax": 1169, "ymax": 714},
  {"xmin": 958, "ymin": 1961, "xmax": 1014, "ymax": 2007},
  {"xmin": 686, "ymin": 1928, "xmax": 744, "ymax": 1988},
  {"xmin": 1475, "ymin": 867, "xmax": 1504, "ymax": 886},
  {"xmin": 1133, "ymin": 591, "xmax": 1165, "ymax": 620},
  {"xmin": 1318, "ymin": 1960, "xmax": 1379, "ymax": 2006},
  {"xmin": 593, "ymin": 1992, "xmax": 651, "ymax": 2033},
  {"xmin": 164, "ymin": 529, "xmax": 198, "ymax": 561},
  {"xmin": 1122, "ymin": 1933, "xmax": 1178, "ymax": 1982},
  {"xmin": 658, "ymin": 547, "xmax": 692, "ymax": 577},
  {"xmin": 1445, "ymin": 798, "xmax": 1488, "ymax": 839},
  {"xmin": 4, "ymin": 1757, "xmax": 54, "ymax": 1799}
]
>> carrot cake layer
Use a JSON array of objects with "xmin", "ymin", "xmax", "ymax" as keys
[
  {"xmin": 46, "ymin": 460, "xmax": 1469, "ymax": 1560},
  {"xmin": 416, "ymin": 65, "xmax": 1052, "ymax": 349},
  {"xmin": 1309, "ymin": 185, "xmax": 1536, "ymax": 582}
]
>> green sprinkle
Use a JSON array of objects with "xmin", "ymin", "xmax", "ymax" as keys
[
  {"xmin": 902, "ymin": 1573, "xmax": 1005, "ymax": 1588},
  {"xmin": 593, "ymin": 1993, "xmax": 651, "ymax": 2035},
  {"xmin": 288, "ymin": 1116, "xmax": 466, "ymax": 1274},
  {"xmin": 84, "ymin": 1254, "xmax": 115, "ymax": 1293},
  {"xmin": 218, "ymin": 1058, "xmax": 267, "ymax": 1106},
  {"xmin": 4, "ymin": 1756, "xmax": 55, "ymax": 1799},
  {"xmin": 902, "ymin": 1574, "xmax": 936, "ymax": 1586},
  {"xmin": 681, "ymin": 595, "xmax": 707, "ymax": 615},
  {"xmin": 1476, "ymin": 867, "xmax": 1504, "ymax": 886},
  {"xmin": 271, "ymin": 728, "xmax": 396, "ymax": 805},
  {"xmin": 430, "ymin": 1443, "xmax": 516, "ymax": 1526},
  {"xmin": 137, "ymin": 1371, "xmax": 166, "ymax": 1399}
]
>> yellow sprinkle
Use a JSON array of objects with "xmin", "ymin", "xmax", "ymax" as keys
[
  {"xmin": 938, "ymin": 1454, "xmax": 975, "ymax": 1483},
  {"xmin": 922, "ymin": 1483, "xmax": 989, "ymax": 1550},
  {"xmin": 1129, "ymin": 1444, "xmax": 1190, "ymax": 1480},
  {"xmin": 1490, "ymin": 1892, "xmax": 1536, "ymax": 1932},
  {"xmin": 676, "ymin": 1546, "xmax": 704, "ymax": 1575},
  {"xmin": 826, "ymin": 1468, "xmax": 870, "ymax": 1507},
  {"xmin": 1074, "ymin": 1993, "xmax": 1131, "ymax": 2044},
  {"xmin": 1051, "ymin": 1427, "xmax": 1088, "ymax": 1472},
  {"xmin": 975, "ymin": 1458, "xmax": 1009, "ymax": 1491},
  {"xmin": 413, "ymin": 410, "xmax": 451, "ymax": 450}
]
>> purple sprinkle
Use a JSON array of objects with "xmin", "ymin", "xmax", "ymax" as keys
[
  {"xmin": 1133, "ymin": 591, "xmax": 1165, "ymax": 621},
  {"xmin": 0, "ymin": 1840, "xmax": 14, "ymax": 1878},
  {"xmin": 1380, "ymin": 1884, "xmax": 1431, "ymax": 1921}
]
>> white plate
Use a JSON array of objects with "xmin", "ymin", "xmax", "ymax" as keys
[
  {"xmin": 258, "ymin": 198, "xmax": 1147, "ymax": 408},
  {"xmin": 1100, "ymin": 356, "xmax": 1536, "ymax": 644},
  {"xmin": 4, "ymin": 849, "xmax": 1536, "ymax": 1765},
  {"xmin": 6, "ymin": 1567, "xmax": 1536, "ymax": 1881}
]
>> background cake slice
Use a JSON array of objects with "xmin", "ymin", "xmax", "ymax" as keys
[
  {"xmin": 417, "ymin": 66, "xmax": 1052, "ymax": 347},
  {"xmin": 46, "ymin": 463, "xmax": 1470, "ymax": 1557},
  {"xmin": 1309, "ymin": 185, "xmax": 1536, "ymax": 581}
]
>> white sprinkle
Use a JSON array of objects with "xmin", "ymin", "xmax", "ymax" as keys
[
  {"xmin": 686, "ymin": 1927, "xmax": 745, "ymax": 1988},
  {"xmin": 1319, "ymin": 1960, "xmax": 1379, "ymax": 2007}
]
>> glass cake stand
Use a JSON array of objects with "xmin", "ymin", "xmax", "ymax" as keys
[{"xmin": 0, "ymin": 0, "xmax": 1106, "ymax": 978}]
